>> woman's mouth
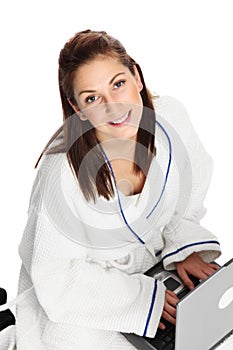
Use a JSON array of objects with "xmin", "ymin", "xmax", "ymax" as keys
[{"xmin": 108, "ymin": 110, "xmax": 131, "ymax": 127}]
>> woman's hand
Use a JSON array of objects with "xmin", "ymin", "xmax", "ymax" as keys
[
  {"xmin": 158, "ymin": 252, "xmax": 219, "ymax": 330},
  {"xmin": 159, "ymin": 290, "xmax": 179, "ymax": 330},
  {"xmin": 176, "ymin": 252, "xmax": 219, "ymax": 290}
]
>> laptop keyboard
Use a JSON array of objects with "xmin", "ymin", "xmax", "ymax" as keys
[{"xmin": 145, "ymin": 318, "xmax": 176, "ymax": 349}]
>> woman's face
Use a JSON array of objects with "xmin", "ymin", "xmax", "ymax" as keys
[{"xmin": 71, "ymin": 55, "xmax": 143, "ymax": 143}]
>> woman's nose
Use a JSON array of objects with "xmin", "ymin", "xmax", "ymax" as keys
[
  {"xmin": 102, "ymin": 92, "xmax": 117, "ymax": 105},
  {"xmin": 105, "ymin": 101, "xmax": 120, "ymax": 113},
  {"xmin": 104, "ymin": 102, "xmax": 127, "ymax": 123},
  {"xmin": 102, "ymin": 94, "xmax": 124, "ymax": 114}
]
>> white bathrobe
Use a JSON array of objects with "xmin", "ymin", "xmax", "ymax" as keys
[{"xmin": 9, "ymin": 96, "xmax": 221, "ymax": 349}]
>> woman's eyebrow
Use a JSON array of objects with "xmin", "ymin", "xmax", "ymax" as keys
[
  {"xmin": 79, "ymin": 89, "xmax": 96, "ymax": 96},
  {"xmin": 109, "ymin": 72, "xmax": 126, "ymax": 85},
  {"xmin": 79, "ymin": 72, "xmax": 126, "ymax": 96}
]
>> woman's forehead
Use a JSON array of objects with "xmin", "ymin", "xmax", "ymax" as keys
[{"xmin": 73, "ymin": 56, "xmax": 129, "ymax": 90}]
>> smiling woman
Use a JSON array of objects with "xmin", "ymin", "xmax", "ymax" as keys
[
  {"xmin": 70, "ymin": 55, "xmax": 143, "ymax": 142},
  {"xmin": 41, "ymin": 30, "xmax": 157, "ymax": 202},
  {"xmin": 9, "ymin": 29, "xmax": 221, "ymax": 350}
]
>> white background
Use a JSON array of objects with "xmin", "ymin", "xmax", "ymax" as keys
[{"xmin": 0, "ymin": 0, "xmax": 232, "ymax": 300}]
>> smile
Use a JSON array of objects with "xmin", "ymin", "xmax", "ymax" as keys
[{"xmin": 108, "ymin": 110, "xmax": 131, "ymax": 126}]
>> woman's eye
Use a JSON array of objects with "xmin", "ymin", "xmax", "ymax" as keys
[
  {"xmin": 113, "ymin": 80, "xmax": 126, "ymax": 89},
  {"xmin": 86, "ymin": 95, "xmax": 98, "ymax": 104}
]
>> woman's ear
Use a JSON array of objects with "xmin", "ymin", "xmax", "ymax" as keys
[
  {"xmin": 133, "ymin": 65, "xmax": 143, "ymax": 92},
  {"xmin": 67, "ymin": 98, "xmax": 87, "ymax": 121}
]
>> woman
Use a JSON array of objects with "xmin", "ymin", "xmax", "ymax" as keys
[{"xmin": 16, "ymin": 30, "xmax": 221, "ymax": 349}]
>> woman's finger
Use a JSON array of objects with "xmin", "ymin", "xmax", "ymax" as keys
[
  {"xmin": 158, "ymin": 321, "xmax": 166, "ymax": 330},
  {"xmin": 159, "ymin": 290, "xmax": 179, "ymax": 330},
  {"xmin": 162, "ymin": 310, "xmax": 176, "ymax": 326},
  {"xmin": 166, "ymin": 290, "xmax": 179, "ymax": 306},
  {"xmin": 202, "ymin": 266, "xmax": 218, "ymax": 277},
  {"xmin": 177, "ymin": 267, "xmax": 195, "ymax": 290},
  {"xmin": 164, "ymin": 301, "xmax": 176, "ymax": 317},
  {"xmin": 195, "ymin": 270, "xmax": 211, "ymax": 280},
  {"xmin": 208, "ymin": 263, "xmax": 220, "ymax": 270}
]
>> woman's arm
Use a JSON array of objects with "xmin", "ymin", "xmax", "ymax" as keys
[
  {"xmin": 157, "ymin": 96, "xmax": 221, "ymax": 271},
  {"xmin": 19, "ymin": 205, "xmax": 166, "ymax": 339}
]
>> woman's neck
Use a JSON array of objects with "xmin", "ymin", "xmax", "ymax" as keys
[{"xmin": 100, "ymin": 137, "xmax": 137, "ymax": 163}]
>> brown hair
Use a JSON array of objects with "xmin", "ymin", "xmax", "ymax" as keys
[{"xmin": 36, "ymin": 29, "xmax": 156, "ymax": 202}]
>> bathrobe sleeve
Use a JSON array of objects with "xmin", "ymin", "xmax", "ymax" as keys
[
  {"xmin": 158, "ymin": 96, "xmax": 221, "ymax": 270},
  {"xmin": 18, "ymin": 165, "xmax": 166, "ymax": 339}
]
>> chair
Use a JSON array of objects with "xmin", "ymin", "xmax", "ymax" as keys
[{"xmin": 0, "ymin": 288, "xmax": 15, "ymax": 332}]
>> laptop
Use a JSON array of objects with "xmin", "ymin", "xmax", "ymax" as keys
[{"xmin": 123, "ymin": 258, "xmax": 233, "ymax": 350}]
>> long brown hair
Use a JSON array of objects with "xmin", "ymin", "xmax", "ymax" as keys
[{"xmin": 36, "ymin": 30, "xmax": 156, "ymax": 202}]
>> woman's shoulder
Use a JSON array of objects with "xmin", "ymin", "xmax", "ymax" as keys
[
  {"xmin": 34, "ymin": 152, "xmax": 69, "ymax": 189},
  {"xmin": 28, "ymin": 152, "xmax": 79, "ymax": 212},
  {"xmin": 154, "ymin": 95, "xmax": 190, "ymax": 122},
  {"xmin": 153, "ymin": 95, "xmax": 194, "ymax": 142}
]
